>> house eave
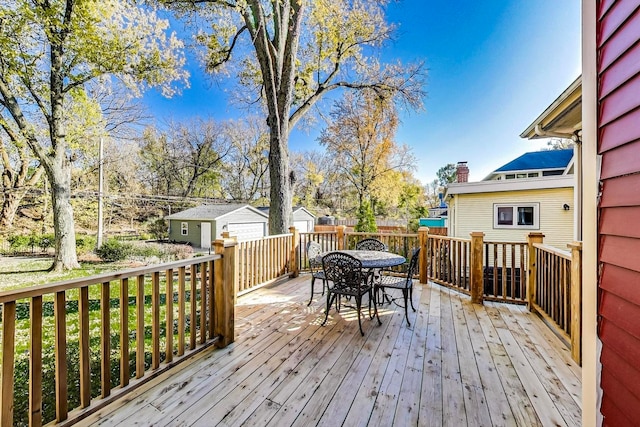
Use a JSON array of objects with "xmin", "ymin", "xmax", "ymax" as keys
[
  {"xmin": 520, "ymin": 76, "xmax": 582, "ymax": 139},
  {"xmin": 446, "ymin": 175, "xmax": 575, "ymax": 195}
]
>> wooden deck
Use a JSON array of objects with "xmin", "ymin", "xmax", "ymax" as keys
[{"xmin": 80, "ymin": 275, "xmax": 582, "ymax": 427}]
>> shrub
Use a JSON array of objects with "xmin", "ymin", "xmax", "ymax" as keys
[
  {"xmin": 7, "ymin": 234, "xmax": 30, "ymax": 250},
  {"xmin": 355, "ymin": 200, "xmax": 377, "ymax": 232},
  {"xmin": 147, "ymin": 218, "xmax": 168, "ymax": 240},
  {"xmin": 96, "ymin": 239, "xmax": 132, "ymax": 262},
  {"xmin": 76, "ymin": 235, "xmax": 97, "ymax": 255}
]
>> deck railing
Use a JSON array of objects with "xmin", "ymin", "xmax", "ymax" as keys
[
  {"xmin": 528, "ymin": 235, "xmax": 582, "ymax": 363},
  {"xmin": 236, "ymin": 233, "xmax": 293, "ymax": 295},
  {"xmin": 0, "ymin": 239, "xmax": 237, "ymax": 427},
  {"xmin": 426, "ymin": 235, "xmax": 471, "ymax": 293},
  {"xmin": 482, "ymin": 240, "xmax": 528, "ymax": 304}
]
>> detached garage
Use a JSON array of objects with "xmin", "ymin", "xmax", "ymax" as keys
[
  {"xmin": 166, "ymin": 204, "xmax": 268, "ymax": 249},
  {"xmin": 257, "ymin": 206, "xmax": 316, "ymax": 232}
]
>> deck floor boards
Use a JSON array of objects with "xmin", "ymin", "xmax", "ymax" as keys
[{"xmin": 81, "ymin": 276, "xmax": 582, "ymax": 427}]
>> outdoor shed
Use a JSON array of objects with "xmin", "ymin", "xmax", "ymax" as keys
[
  {"xmin": 257, "ymin": 206, "xmax": 316, "ymax": 232},
  {"xmin": 166, "ymin": 204, "xmax": 268, "ymax": 249}
]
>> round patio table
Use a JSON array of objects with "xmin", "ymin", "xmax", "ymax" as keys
[{"xmin": 320, "ymin": 250, "xmax": 406, "ymax": 269}]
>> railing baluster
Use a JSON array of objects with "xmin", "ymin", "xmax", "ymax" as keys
[
  {"xmin": 200, "ymin": 263, "xmax": 207, "ymax": 344},
  {"xmin": 151, "ymin": 272, "xmax": 160, "ymax": 369},
  {"xmin": 208, "ymin": 260, "xmax": 215, "ymax": 339},
  {"xmin": 165, "ymin": 270, "xmax": 174, "ymax": 364},
  {"xmin": 120, "ymin": 278, "xmax": 130, "ymax": 386},
  {"xmin": 101, "ymin": 281, "xmax": 111, "ymax": 397},
  {"xmin": 178, "ymin": 267, "xmax": 186, "ymax": 357},
  {"xmin": 79, "ymin": 286, "xmax": 91, "ymax": 406},
  {"xmin": 190, "ymin": 264, "xmax": 197, "ymax": 350},
  {"xmin": 1, "ymin": 301, "xmax": 16, "ymax": 426},
  {"xmin": 136, "ymin": 275, "xmax": 145, "ymax": 379},
  {"xmin": 54, "ymin": 291, "xmax": 67, "ymax": 421},
  {"xmin": 30, "ymin": 296, "xmax": 43, "ymax": 426}
]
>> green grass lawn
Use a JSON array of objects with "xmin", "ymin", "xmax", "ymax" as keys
[{"xmin": 0, "ymin": 256, "xmax": 131, "ymax": 292}]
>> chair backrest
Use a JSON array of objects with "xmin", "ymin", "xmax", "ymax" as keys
[
  {"xmin": 405, "ymin": 247, "xmax": 421, "ymax": 283},
  {"xmin": 355, "ymin": 238, "xmax": 387, "ymax": 252},
  {"xmin": 322, "ymin": 252, "xmax": 365, "ymax": 293},
  {"xmin": 307, "ymin": 241, "xmax": 322, "ymax": 270}
]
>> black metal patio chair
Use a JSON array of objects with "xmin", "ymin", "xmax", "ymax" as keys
[
  {"xmin": 374, "ymin": 248, "xmax": 420, "ymax": 326},
  {"xmin": 321, "ymin": 252, "xmax": 378, "ymax": 336},
  {"xmin": 306, "ymin": 241, "xmax": 328, "ymax": 306},
  {"xmin": 355, "ymin": 238, "xmax": 388, "ymax": 252}
]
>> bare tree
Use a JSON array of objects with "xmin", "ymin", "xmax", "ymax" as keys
[{"xmin": 158, "ymin": 0, "xmax": 426, "ymax": 234}]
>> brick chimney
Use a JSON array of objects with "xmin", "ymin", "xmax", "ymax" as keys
[{"xmin": 456, "ymin": 161, "xmax": 469, "ymax": 183}]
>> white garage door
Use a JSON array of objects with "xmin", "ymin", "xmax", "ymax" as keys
[
  {"xmin": 227, "ymin": 222, "xmax": 265, "ymax": 241},
  {"xmin": 293, "ymin": 220, "xmax": 310, "ymax": 232}
]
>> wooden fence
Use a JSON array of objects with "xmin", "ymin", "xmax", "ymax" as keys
[{"xmin": 0, "ymin": 239, "xmax": 237, "ymax": 427}]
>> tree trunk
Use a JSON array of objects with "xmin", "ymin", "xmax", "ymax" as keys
[
  {"xmin": 48, "ymin": 163, "xmax": 80, "ymax": 271},
  {"xmin": 0, "ymin": 190, "xmax": 20, "ymax": 228},
  {"xmin": 267, "ymin": 120, "xmax": 292, "ymax": 235}
]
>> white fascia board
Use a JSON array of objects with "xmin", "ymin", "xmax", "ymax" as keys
[
  {"xmin": 216, "ymin": 205, "xmax": 269, "ymax": 221},
  {"xmin": 446, "ymin": 175, "xmax": 575, "ymax": 195}
]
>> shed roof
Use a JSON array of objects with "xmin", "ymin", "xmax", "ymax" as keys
[
  {"xmin": 165, "ymin": 204, "xmax": 268, "ymax": 221},
  {"xmin": 494, "ymin": 149, "xmax": 574, "ymax": 173},
  {"xmin": 257, "ymin": 206, "xmax": 316, "ymax": 218}
]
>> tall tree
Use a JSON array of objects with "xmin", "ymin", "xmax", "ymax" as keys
[
  {"xmin": 220, "ymin": 118, "xmax": 270, "ymax": 202},
  {"xmin": 0, "ymin": 1, "xmax": 187, "ymax": 270},
  {"xmin": 159, "ymin": 0, "xmax": 426, "ymax": 234},
  {"xmin": 436, "ymin": 163, "xmax": 457, "ymax": 187},
  {"xmin": 140, "ymin": 119, "xmax": 231, "ymax": 198},
  {"xmin": 319, "ymin": 91, "xmax": 416, "ymax": 214}
]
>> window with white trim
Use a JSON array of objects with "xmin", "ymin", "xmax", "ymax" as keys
[
  {"xmin": 181, "ymin": 222, "xmax": 188, "ymax": 235},
  {"xmin": 493, "ymin": 203, "xmax": 539, "ymax": 229}
]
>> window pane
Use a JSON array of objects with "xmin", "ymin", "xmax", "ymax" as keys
[
  {"xmin": 517, "ymin": 207, "xmax": 534, "ymax": 225},
  {"xmin": 497, "ymin": 207, "xmax": 513, "ymax": 225}
]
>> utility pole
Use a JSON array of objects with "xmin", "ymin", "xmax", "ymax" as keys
[{"xmin": 97, "ymin": 137, "xmax": 104, "ymax": 248}]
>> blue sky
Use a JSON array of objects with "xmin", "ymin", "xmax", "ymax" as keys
[{"xmin": 144, "ymin": 0, "xmax": 581, "ymax": 185}]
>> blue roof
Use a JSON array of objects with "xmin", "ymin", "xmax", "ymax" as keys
[{"xmin": 494, "ymin": 149, "xmax": 573, "ymax": 172}]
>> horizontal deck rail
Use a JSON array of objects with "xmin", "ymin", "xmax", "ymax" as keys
[{"xmin": 0, "ymin": 240, "xmax": 237, "ymax": 426}]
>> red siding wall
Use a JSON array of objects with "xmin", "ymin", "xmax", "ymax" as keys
[{"xmin": 597, "ymin": 1, "xmax": 640, "ymax": 425}]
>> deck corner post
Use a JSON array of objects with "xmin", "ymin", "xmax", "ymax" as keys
[
  {"xmin": 289, "ymin": 226, "xmax": 300, "ymax": 278},
  {"xmin": 527, "ymin": 232, "xmax": 545, "ymax": 311},
  {"xmin": 568, "ymin": 241, "xmax": 583, "ymax": 365},
  {"xmin": 337, "ymin": 225, "xmax": 346, "ymax": 250},
  {"xmin": 418, "ymin": 226, "xmax": 429, "ymax": 284},
  {"xmin": 214, "ymin": 238, "xmax": 238, "ymax": 348},
  {"xmin": 470, "ymin": 232, "xmax": 484, "ymax": 304}
]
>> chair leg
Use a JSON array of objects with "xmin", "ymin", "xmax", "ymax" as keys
[
  {"xmin": 409, "ymin": 285, "xmax": 416, "ymax": 312},
  {"xmin": 308, "ymin": 276, "xmax": 316, "ymax": 306},
  {"xmin": 322, "ymin": 293, "xmax": 334, "ymax": 326},
  {"xmin": 402, "ymin": 288, "xmax": 411, "ymax": 327},
  {"xmin": 355, "ymin": 295, "xmax": 364, "ymax": 336},
  {"xmin": 373, "ymin": 289, "xmax": 382, "ymax": 325}
]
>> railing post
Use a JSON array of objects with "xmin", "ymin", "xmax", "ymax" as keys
[
  {"xmin": 214, "ymin": 238, "xmax": 238, "ymax": 348},
  {"xmin": 418, "ymin": 226, "xmax": 429, "ymax": 284},
  {"xmin": 337, "ymin": 225, "xmax": 346, "ymax": 250},
  {"xmin": 470, "ymin": 232, "xmax": 484, "ymax": 305},
  {"xmin": 527, "ymin": 232, "xmax": 545, "ymax": 311},
  {"xmin": 289, "ymin": 226, "xmax": 300, "ymax": 278},
  {"xmin": 568, "ymin": 241, "xmax": 583, "ymax": 365}
]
